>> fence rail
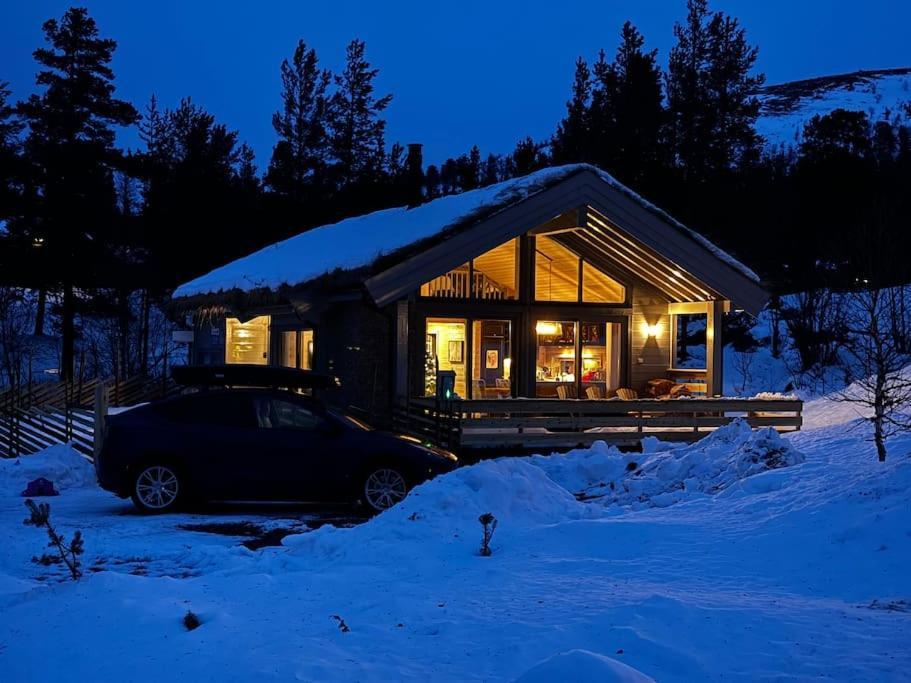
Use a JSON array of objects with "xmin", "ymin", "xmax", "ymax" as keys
[
  {"xmin": 0, "ymin": 375, "xmax": 180, "ymax": 458},
  {"xmin": 400, "ymin": 396, "xmax": 803, "ymax": 451}
]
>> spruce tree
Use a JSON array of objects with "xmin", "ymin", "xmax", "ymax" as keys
[
  {"xmin": 0, "ymin": 81, "xmax": 23, "ymax": 221},
  {"xmin": 552, "ymin": 57, "xmax": 591, "ymax": 164},
  {"xmin": 610, "ymin": 22, "xmax": 666, "ymax": 189},
  {"xmin": 265, "ymin": 40, "xmax": 331, "ymax": 200},
  {"xmin": 19, "ymin": 8, "xmax": 138, "ymax": 381},
  {"xmin": 327, "ymin": 39, "xmax": 392, "ymax": 191}
]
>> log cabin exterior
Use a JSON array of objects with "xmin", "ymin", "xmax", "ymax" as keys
[{"xmin": 172, "ymin": 165, "xmax": 800, "ymax": 449}]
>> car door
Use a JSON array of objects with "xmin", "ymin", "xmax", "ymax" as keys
[
  {"xmin": 167, "ymin": 391, "xmax": 262, "ymax": 500},
  {"xmin": 251, "ymin": 393, "xmax": 347, "ymax": 501}
]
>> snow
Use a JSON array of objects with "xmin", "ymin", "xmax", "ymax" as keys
[
  {"xmin": 758, "ymin": 69, "xmax": 911, "ymax": 150},
  {"xmin": 0, "ymin": 394, "xmax": 909, "ymax": 680},
  {"xmin": 173, "ymin": 164, "xmax": 758, "ymax": 299}
]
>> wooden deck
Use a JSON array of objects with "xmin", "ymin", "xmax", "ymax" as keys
[{"xmin": 396, "ymin": 396, "xmax": 803, "ymax": 452}]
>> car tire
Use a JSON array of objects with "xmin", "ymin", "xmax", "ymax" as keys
[
  {"xmin": 362, "ymin": 466, "xmax": 409, "ymax": 513},
  {"xmin": 130, "ymin": 462, "xmax": 184, "ymax": 514}
]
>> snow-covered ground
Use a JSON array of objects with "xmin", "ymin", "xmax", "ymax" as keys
[{"xmin": 0, "ymin": 394, "xmax": 909, "ymax": 681}]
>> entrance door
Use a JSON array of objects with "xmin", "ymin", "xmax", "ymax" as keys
[{"xmin": 471, "ymin": 320, "xmax": 512, "ymax": 398}]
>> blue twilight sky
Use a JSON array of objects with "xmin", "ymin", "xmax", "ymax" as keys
[{"xmin": 2, "ymin": 1, "xmax": 909, "ymax": 167}]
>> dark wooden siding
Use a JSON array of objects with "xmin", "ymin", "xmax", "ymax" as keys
[{"xmin": 629, "ymin": 281, "xmax": 670, "ymax": 393}]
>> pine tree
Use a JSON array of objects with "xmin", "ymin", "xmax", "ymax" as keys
[
  {"xmin": 327, "ymin": 39, "xmax": 393, "ymax": 190},
  {"xmin": 552, "ymin": 57, "xmax": 591, "ymax": 163},
  {"xmin": 610, "ymin": 22, "xmax": 666, "ymax": 188},
  {"xmin": 704, "ymin": 12, "xmax": 764, "ymax": 172},
  {"xmin": 18, "ymin": 8, "xmax": 138, "ymax": 381},
  {"xmin": 666, "ymin": 0, "xmax": 763, "ymax": 182},
  {"xmin": 510, "ymin": 137, "xmax": 549, "ymax": 176},
  {"xmin": 0, "ymin": 81, "xmax": 23, "ymax": 221},
  {"xmin": 666, "ymin": 0, "xmax": 713, "ymax": 181},
  {"xmin": 482, "ymin": 153, "xmax": 500, "ymax": 186},
  {"xmin": 265, "ymin": 40, "xmax": 331, "ymax": 200}
]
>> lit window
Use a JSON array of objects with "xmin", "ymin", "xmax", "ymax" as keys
[
  {"xmin": 535, "ymin": 235, "xmax": 625, "ymax": 303},
  {"xmin": 535, "ymin": 236, "xmax": 578, "ymax": 301},
  {"xmin": 279, "ymin": 329, "xmax": 315, "ymax": 370},
  {"xmin": 225, "ymin": 316, "xmax": 270, "ymax": 365},
  {"xmin": 424, "ymin": 318, "xmax": 467, "ymax": 398},
  {"xmin": 419, "ymin": 238, "xmax": 518, "ymax": 300},
  {"xmin": 583, "ymin": 261, "xmax": 625, "ymax": 303}
]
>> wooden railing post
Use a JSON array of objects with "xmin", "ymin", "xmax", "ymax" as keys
[{"xmin": 93, "ymin": 382, "xmax": 108, "ymax": 461}]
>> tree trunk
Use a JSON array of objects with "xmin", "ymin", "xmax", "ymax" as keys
[
  {"xmin": 34, "ymin": 288, "xmax": 47, "ymax": 337},
  {"xmin": 118, "ymin": 289, "xmax": 130, "ymax": 380},
  {"xmin": 139, "ymin": 289, "xmax": 150, "ymax": 376},
  {"xmin": 60, "ymin": 282, "xmax": 75, "ymax": 382},
  {"xmin": 873, "ymin": 368, "xmax": 887, "ymax": 462}
]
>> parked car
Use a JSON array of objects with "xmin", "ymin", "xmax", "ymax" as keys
[{"xmin": 95, "ymin": 366, "xmax": 458, "ymax": 514}]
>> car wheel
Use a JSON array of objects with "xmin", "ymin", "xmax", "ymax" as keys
[
  {"xmin": 363, "ymin": 467, "xmax": 409, "ymax": 513},
  {"xmin": 131, "ymin": 463, "xmax": 183, "ymax": 514}
]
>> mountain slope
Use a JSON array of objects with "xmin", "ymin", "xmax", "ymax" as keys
[{"xmin": 757, "ymin": 67, "xmax": 911, "ymax": 149}]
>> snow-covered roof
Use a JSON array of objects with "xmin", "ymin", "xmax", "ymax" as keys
[{"xmin": 173, "ymin": 164, "xmax": 758, "ymax": 300}]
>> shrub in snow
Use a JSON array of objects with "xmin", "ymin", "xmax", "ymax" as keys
[
  {"xmin": 183, "ymin": 611, "xmax": 201, "ymax": 631},
  {"xmin": 22, "ymin": 499, "xmax": 84, "ymax": 581},
  {"xmin": 478, "ymin": 512, "xmax": 497, "ymax": 556}
]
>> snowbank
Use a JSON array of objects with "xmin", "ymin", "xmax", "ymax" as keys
[
  {"xmin": 0, "ymin": 445, "xmax": 95, "ymax": 493},
  {"xmin": 533, "ymin": 420, "xmax": 805, "ymax": 509},
  {"xmin": 516, "ymin": 649, "xmax": 655, "ymax": 683}
]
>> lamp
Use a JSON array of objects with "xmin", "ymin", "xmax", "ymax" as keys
[
  {"xmin": 535, "ymin": 321, "xmax": 559, "ymax": 336},
  {"xmin": 643, "ymin": 322, "xmax": 660, "ymax": 339}
]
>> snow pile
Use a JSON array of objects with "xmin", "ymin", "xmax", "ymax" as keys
[
  {"xmin": 283, "ymin": 456, "xmax": 591, "ymax": 562},
  {"xmin": 516, "ymin": 649, "xmax": 655, "ymax": 683},
  {"xmin": 537, "ymin": 420, "xmax": 804, "ymax": 509},
  {"xmin": 0, "ymin": 445, "xmax": 95, "ymax": 493}
]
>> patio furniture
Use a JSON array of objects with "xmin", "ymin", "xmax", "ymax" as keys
[{"xmin": 616, "ymin": 388, "xmax": 638, "ymax": 400}]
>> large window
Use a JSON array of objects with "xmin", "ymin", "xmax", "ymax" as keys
[
  {"xmin": 535, "ymin": 320, "xmax": 622, "ymax": 398},
  {"xmin": 424, "ymin": 318, "xmax": 468, "ymax": 398},
  {"xmin": 671, "ymin": 313, "xmax": 707, "ymax": 370},
  {"xmin": 420, "ymin": 238, "xmax": 518, "ymax": 300},
  {"xmin": 225, "ymin": 316, "xmax": 270, "ymax": 365},
  {"xmin": 535, "ymin": 235, "xmax": 625, "ymax": 303}
]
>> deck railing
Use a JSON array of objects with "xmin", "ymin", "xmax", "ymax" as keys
[{"xmin": 400, "ymin": 396, "xmax": 803, "ymax": 451}]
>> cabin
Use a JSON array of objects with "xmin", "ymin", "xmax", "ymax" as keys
[{"xmin": 171, "ymin": 164, "xmax": 801, "ymax": 451}]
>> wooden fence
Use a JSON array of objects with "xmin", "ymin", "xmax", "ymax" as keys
[
  {"xmin": 397, "ymin": 396, "xmax": 803, "ymax": 452},
  {"xmin": 0, "ymin": 374, "xmax": 180, "ymax": 458}
]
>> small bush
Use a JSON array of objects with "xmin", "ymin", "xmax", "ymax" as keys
[
  {"xmin": 478, "ymin": 512, "xmax": 498, "ymax": 557},
  {"xmin": 183, "ymin": 610, "xmax": 201, "ymax": 631},
  {"xmin": 23, "ymin": 499, "xmax": 83, "ymax": 581}
]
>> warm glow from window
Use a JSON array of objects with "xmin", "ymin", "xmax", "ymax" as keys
[
  {"xmin": 535, "ymin": 236, "xmax": 579, "ymax": 301},
  {"xmin": 424, "ymin": 318, "xmax": 467, "ymax": 398},
  {"xmin": 225, "ymin": 316, "xmax": 270, "ymax": 365},
  {"xmin": 420, "ymin": 238, "xmax": 519, "ymax": 300},
  {"xmin": 583, "ymin": 261, "xmax": 625, "ymax": 303},
  {"xmin": 279, "ymin": 329, "xmax": 315, "ymax": 369}
]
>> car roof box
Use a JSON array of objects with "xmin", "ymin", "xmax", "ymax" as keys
[{"xmin": 172, "ymin": 364, "xmax": 341, "ymax": 391}]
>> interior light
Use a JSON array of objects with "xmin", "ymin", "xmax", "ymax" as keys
[{"xmin": 536, "ymin": 321, "xmax": 559, "ymax": 335}]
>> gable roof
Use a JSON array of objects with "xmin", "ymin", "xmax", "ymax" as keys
[{"xmin": 173, "ymin": 164, "xmax": 766, "ymax": 313}]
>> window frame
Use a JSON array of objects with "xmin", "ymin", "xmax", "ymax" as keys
[
  {"xmin": 533, "ymin": 235, "xmax": 628, "ymax": 306},
  {"xmin": 418, "ymin": 238, "xmax": 520, "ymax": 302}
]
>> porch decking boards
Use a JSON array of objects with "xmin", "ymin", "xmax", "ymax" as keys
[{"xmin": 401, "ymin": 397, "xmax": 803, "ymax": 451}]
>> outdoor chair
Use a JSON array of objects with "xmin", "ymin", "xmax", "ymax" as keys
[
  {"xmin": 616, "ymin": 388, "xmax": 638, "ymax": 400},
  {"xmin": 585, "ymin": 386, "xmax": 603, "ymax": 400}
]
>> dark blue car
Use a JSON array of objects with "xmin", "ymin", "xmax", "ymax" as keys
[{"xmin": 95, "ymin": 368, "xmax": 457, "ymax": 514}]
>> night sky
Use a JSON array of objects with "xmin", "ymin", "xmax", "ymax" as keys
[{"xmin": 2, "ymin": 1, "xmax": 910, "ymax": 166}]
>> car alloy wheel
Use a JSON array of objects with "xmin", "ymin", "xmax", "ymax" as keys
[
  {"xmin": 364, "ymin": 468, "xmax": 408, "ymax": 511},
  {"xmin": 134, "ymin": 465, "xmax": 180, "ymax": 511}
]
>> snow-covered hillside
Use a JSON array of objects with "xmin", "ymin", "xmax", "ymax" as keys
[
  {"xmin": 0, "ymin": 397, "xmax": 908, "ymax": 681},
  {"xmin": 757, "ymin": 67, "xmax": 911, "ymax": 149}
]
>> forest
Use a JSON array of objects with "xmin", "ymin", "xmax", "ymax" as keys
[{"xmin": 0, "ymin": 0, "xmax": 909, "ymax": 385}]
